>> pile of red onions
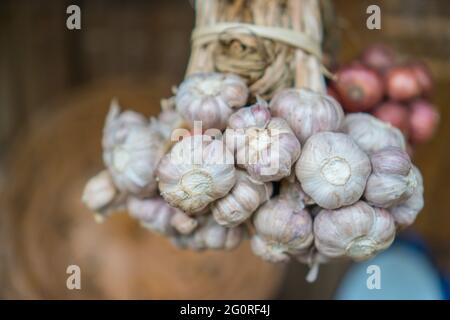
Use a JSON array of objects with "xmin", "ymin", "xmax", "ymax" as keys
[{"xmin": 328, "ymin": 44, "xmax": 440, "ymax": 148}]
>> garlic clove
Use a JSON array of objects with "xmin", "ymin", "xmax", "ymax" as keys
[
  {"xmin": 211, "ymin": 170, "xmax": 273, "ymax": 227},
  {"xmin": 175, "ymin": 72, "xmax": 249, "ymax": 130},
  {"xmin": 314, "ymin": 201, "xmax": 396, "ymax": 261},
  {"xmin": 157, "ymin": 135, "xmax": 236, "ymax": 214},
  {"xmin": 343, "ymin": 113, "xmax": 406, "ymax": 154},
  {"xmin": 228, "ymin": 97, "xmax": 271, "ymax": 129},
  {"xmin": 269, "ymin": 88, "xmax": 345, "ymax": 144},
  {"xmin": 390, "ymin": 165, "xmax": 424, "ymax": 228},
  {"xmin": 295, "ymin": 132, "xmax": 371, "ymax": 210}
]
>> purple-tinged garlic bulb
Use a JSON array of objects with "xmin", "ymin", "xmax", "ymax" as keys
[
  {"xmin": 390, "ymin": 165, "xmax": 424, "ymax": 228},
  {"xmin": 269, "ymin": 88, "xmax": 345, "ymax": 144},
  {"xmin": 172, "ymin": 216, "xmax": 243, "ymax": 251},
  {"xmin": 314, "ymin": 201, "xmax": 396, "ymax": 261},
  {"xmin": 295, "ymin": 132, "xmax": 371, "ymax": 210},
  {"xmin": 175, "ymin": 72, "xmax": 249, "ymax": 130},
  {"xmin": 102, "ymin": 101, "xmax": 167, "ymax": 197},
  {"xmin": 81, "ymin": 170, "xmax": 126, "ymax": 221},
  {"xmin": 364, "ymin": 146, "xmax": 418, "ymax": 208},
  {"xmin": 211, "ymin": 170, "xmax": 273, "ymax": 227},
  {"xmin": 250, "ymin": 195, "xmax": 314, "ymax": 263},
  {"xmin": 343, "ymin": 113, "xmax": 406, "ymax": 154},
  {"xmin": 227, "ymin": 99, "xmax": 301, "ymax": 182},
  {"xmin": 127, "ymin": 196, "xmax": 198, "ymax": 235},
  {"xmin": 156, "ymin": 135, "xmax": 236, "ymax": 214}
]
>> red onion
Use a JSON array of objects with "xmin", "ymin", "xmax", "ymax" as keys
[
  {"xmin": 409, "ymin": 99, "xmax": 439, "ymax": 144},
  {"xmin": 386, "ymin": 67, "xmax": 421, "ymax": 101},
  {"xmin": 410, "ymin": 62, "xmax": 433, "ymax": 96},
  {"xmin": 334, "ymin": 63, "xmax": 384, "ymax": 112},
  {"xmin": 361, "ymin": 44, "xmax": 395, "ymax": 74},
  {"xmin": 373, "ymin": 101, "xmax": 410, "ymax": 135}
]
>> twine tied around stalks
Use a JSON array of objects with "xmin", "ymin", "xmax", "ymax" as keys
[{"xmin": 186, "ymin": 0, "xmax": 334, "ymax": 100}]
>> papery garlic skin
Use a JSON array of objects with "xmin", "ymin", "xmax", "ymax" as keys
[
  {"xmin": 82, "ymin": 170, "xmax": 117, "ymax": 213},
  {"xmin": 364, "ymin": 146, "xmax": 417, "ymax": 208},
  {"xmin": 102, "ymin": 102, "xmax": 167, "ymax": 197},
  {"xmin": 280, "ymin": 178, "xmax": 315, "ymax": 207},
  {"xmin": 314, "ymin": 201, "xmax": 396, "ymax": 261},
  {"xmin": 295, "ymin": 132, "xmax": 371, "ymax": 210},
  {"xmin": 228, "ymin": 100, "xmax": 301, "ymax": 182},
  {"xmin": 156, "ymin": 135, "xmax": 236, "ymax": 214},
  {"xmin": 127, "ymin": 196, "xmax": 175, "ymax": 235},
  {"xmin": 390, "ymin": 165, "xmax": 424, "ymax": 228},
  {"xmin": 343, "ymin": 113, "xmax": 406, "ymax": 154},
  {"xmin": 170, "ymin": 211, "xmax": 199, "ymax": 235},
  {"xmin": 175, "ymin": 72, "xmax": 249, "ymax": 130},
  {"xmin": 172, "ymin": 216, "xmax": 243, "ymax": 251},
  {"xmin": 211, "ymin": 170, "xmax": 273, "ymax": 227},
  {"xmin": 269, "ymin": 88, "xmax": 345, "ymax": 144},
  {"xmin": 251, "ymin": 195, "xmax": 313, "ymax": 262}
]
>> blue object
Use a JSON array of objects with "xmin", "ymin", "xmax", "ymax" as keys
[{"xmin": 334, "ymin": 234, "xmax": 448, "ymax": 300}]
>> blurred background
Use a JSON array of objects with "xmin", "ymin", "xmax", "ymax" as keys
[{"xmin": 0, "ymin": 0, "xmax": 449, "ymax": 299}]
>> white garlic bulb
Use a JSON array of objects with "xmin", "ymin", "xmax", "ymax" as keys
[
  {"xmin": 127, "ymin": 196, "xmax": 175, "ymax": 234},
  {"xmin": 102, "ymin": 101, "xmax": 167, "ymax": 197},
  {"xmin": 250, "ymin": 195, "xmax": 313, "ymax": 262},
  {"xmin": 175, "ymin": 72, "xmax": 249, "ymax": 130},
  {"xmin": 343, "ymin": 113, "xmax": 406, "ymax": 154},
  {"xmin": 269, "ymin": 88, "xmax": 345, "ymax": 144},
  {"xmin": 364, "ymin": 146, "xmax": 417, "ymax": 208},
  {"xmin": 156, "ymin": 134, "xmax": 236, "ymax": 214},
  {"xmin": 172, "ymin": 216, "xmax": 243, "ymax": 251},
  {"xmin": 82, "ymin": 170, "xmax": 117, "ymax": 213},
  {"xmin": 82, "ymin": 170, "xmax": 127, "ymax": 222},
  {"xmin": 314, "ymin": 201, "xmax": 396, "ymax": 261},
  {"xmin": 390, "ymin": 165, "xmax": 424, "ymax": 228},
  {"xmin": 295, "ymin": 132, "xmax": 371, "ymax": 210},
  {"xmin": 211, "ymin": 170, "xmax": 273, "ymax": 227},
  {"xmin": 127, "ymin": 196, "xmax": 198, "ymax": 235},
  {"xmin": 227, "ymin": 99, "xmax": 301, "ymax": 182}
]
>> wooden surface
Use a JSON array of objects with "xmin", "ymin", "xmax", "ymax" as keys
[{"xmin": 0, "ymin": 0, "xmax": 449, "ymax": 299}]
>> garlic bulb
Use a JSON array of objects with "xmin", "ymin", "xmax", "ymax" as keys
[
  {"xmin": 295, "ymin": 132, "xmax": 371, "ymax": 210},
  {"xmin": 269, "ymin": 88, "xmax": 345, "ymax": 144},
  {"xmin": 227, "ymin": 99, "xmax": 301, "ymax": 182},
  {"xmin": 343, "ymin": 113, "xmax": 406, "ymax": 154},
  {"xmin": 211, "ymin": 170, "xmax": 273, "ymax": 227},
  {"xmin": 82, "ymin": 170, "xmax": 126, "ymax": 219},
  {"xmin": 170, "ymin": 211, "xmax": 199, "ymax": 235},
  {"xmin": 364, "ymin": 146, "xmax": 417, "ymax": 208},
  {"xmin": 314, "ymin": 201, "xmax": 396, "ymax": 261},
  {"xmin": 390, "ymin": 165, "xmax": 424, "ymax": 228},
  {"xmin": 172, "ymin": 216, "xmax": 243, "ymax": 251},
  {"xmin": 82, "ymin": 170, "xmax": 117, "ymax": 212},
  {"xmin": 250, "ymin": 195, "xmax": 313, "ymax": 262},
  {"xmin": 175, "ymin": 72, "xmax": 249, "ymax": 130},
  {"xmin": 127, "ymin": 196, "xmax": 198, "ymax": 235},
  {"xmin": 156, "ymin": 135, "xmax": 236, "ymax": 214},
  {"xmin": 127, "ymin": 196, "xmax": 175, "ymax": 234},
  {"xmin": 102, "ymin": 101, "xmax": 167, "ymax": 197}
]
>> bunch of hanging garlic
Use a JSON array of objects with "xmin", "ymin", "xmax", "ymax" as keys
[{"xmin": 82, "ymin": 72, "xmax": 424, "ymax": 282}]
